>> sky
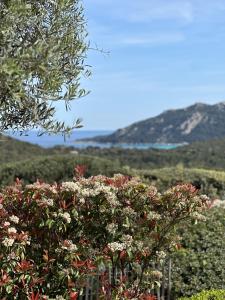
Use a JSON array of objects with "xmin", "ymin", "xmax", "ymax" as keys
[{"xmin": 56, "ymin": 0, "xmax": 225, "ymax": 130}]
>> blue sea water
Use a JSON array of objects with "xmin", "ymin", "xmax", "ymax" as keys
[{"xmin": 7, "ymin": 130, "xmax": 185, "ymax": 150}]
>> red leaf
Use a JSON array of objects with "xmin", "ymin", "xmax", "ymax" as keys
[{"xmin": 70, "ymin": 291, "xmax": 79, "ymax": 300}]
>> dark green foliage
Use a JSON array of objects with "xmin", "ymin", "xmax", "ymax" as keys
[
  {"xmin": 172, "ymin": 208, "xmax": 225, "ymax": 298},
  {"xmin": 0, "ymin": 154, "xmax": 126, "ymax": 186},
  {"xmin": 0, "ymin": 0, "xmax": 89, "ymax": 133}
]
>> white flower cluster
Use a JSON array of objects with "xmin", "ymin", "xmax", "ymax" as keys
[
  {"xmin": 8, "ymin": 227, "xmax": 17, "ymax": 234},
  {"xmin": 61, "ymin": 240, "xmax": 77, "ymax": 252},
  {"xmin": 61, "ymin": 182, "xmax": 81, "ymax": 192},
  {"xmin": 191, "ymin": 212, "xmax": 207, "ymax": 221},
  {"xmin": 123, "ymin": 207, "xmax": 136, "ymax": 217},
  {"xmin": 58, "ymin": 212, "xmax": 71, "ymax": 224},
  {"xmin": 121, "ymin": 234, "xmax": 133, "ymax": 247},
  {"xmin": 106, "ymin": 223, "xmax": 118, "ymax": 234},
  {"xmin": 2, "ymin": 237, "xmax": 14, "ymax": 247},
  {"xmin": 212, "ymin": 199, "xmax": 225, "ymax": 208},
  {"xmin": 0, "ymin": 203, "xmax": 3, "ymax": 210},
  {"xmin": 108, "ymin": 235, "xmax": 133, "ymax": 252},
  {"xmin": 37, "ymin": 198, "xmax": 54, "ymax": 207},
  {"xmin": 3, "ymin": 221, "xmax": 10, "ymax": 227},
  {"xmin": 9, "ymin": 215, "xmax": 19, "ymax": 224},
  {"xmin": 146, "ymin": 211, "xmax": 161, "ymax": 221},
  {"xmin": 107, "ymin": 242, "xmax": 126, "ymax": 252},
  {"xmin": 156, "ymin": 250, "xmax": 166, "ymax": 261}
]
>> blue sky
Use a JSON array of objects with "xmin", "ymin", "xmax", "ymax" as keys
[{"xmin": 56, "ymin": 0, "xmax": 225, "ymax": 130}]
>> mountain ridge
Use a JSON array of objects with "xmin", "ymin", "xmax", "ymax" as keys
[{"xmin": 81, "ymin": 101, "xmax": 225, "ymax": 143}]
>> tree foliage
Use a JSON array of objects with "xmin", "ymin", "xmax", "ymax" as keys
[{"xmin": 0, "ymin": 0, "xmax": 90, "ymax": 133}]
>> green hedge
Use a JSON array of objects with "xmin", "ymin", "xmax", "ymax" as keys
[
  {"xmin": 179, "ymin": 290, "xmax": 225, "ymax": 299},
  {"xmin": 171, "ymin": 208, "xmax": 225, "ymax": 298}
]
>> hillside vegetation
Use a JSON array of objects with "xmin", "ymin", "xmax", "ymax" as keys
[
  {"xmin": 0, "ymin": 134, "xmax": 71, "ymax": 163},
  {"xmin": 79, "ymin": 137, "xmax": 225, "ymax": 170}
]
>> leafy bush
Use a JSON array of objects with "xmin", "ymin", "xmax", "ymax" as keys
[
  {"xmin": 179, "ymin": 289, "xmax": 225, "ymax": 299},
  {"xmin": 171, "ymin": 206, "xmax": 225, "ymax": 298},
  {"xmin": 0, "ymin": 154, "xmax": 125, "ymax": 186},
  {"xmin": 140, "ymin": 167, "xmax": 225, "ymax": 198},
  {"xmin": 0, "ymin": 173, "xmax": 208, "ymax": 299}
]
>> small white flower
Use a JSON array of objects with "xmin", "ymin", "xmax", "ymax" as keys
[
  {"xmin": 8, "ymin": 227, "xmax": 17, "ymax": 234},
  {"xmin": 61, "ymin": 182, "xmax": 81, "ymax": 192},
  {"xmin": 2, "ymin": 238, "xmax": 15, "ymax": 247},
  {"xmin": 121, "ymin": 234, "xmax": 133, "ymax": 247},
  {"xmin": 3, "ymin": 222, "xmax": 10, "ymax": 227},
  {"xmin": 59, "ymin": 212, "xmax": 71, "ymax": 224},
  {"xmin": 0, "ymin": 204, "xmax": 3, "ymax": 210},
  {"xmin": 9, "ymin": 215, "xmax": 19, "ymax": 224},
  {"xmin": 38, "ymin": 198, "xmax": 54, "ymax": 207},
  {"xmin": 106, "ymin": 223, "xmax": 118, "ymax": 234},
  {"xmin": 123, "ymin": 207, "xmax": 136, "ymax": 216},
  {"xmin": 191, "ymin": 212, "xmax": 207, "ymax": 221},
  {"xmin": 107, "ymin": 242, "xmax": 126, "ymax": 252},
  {"xmin": 156, "ymin": 251, "xmax": 166, "ymax": 261},
  {"xmin": 79, "ymin": 198, "xmax": 85, "ymax": 204},
  {"xmin": 147, "ymin": 211, "xmax": 161, "ymax": 221},
  {"xmin": 61, "ymin": 240, "xmax": 77, "ymax": 252}
]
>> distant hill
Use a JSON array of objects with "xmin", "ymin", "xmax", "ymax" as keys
[
  {"xmin": 81, "ymin": 102, "xmax": 225, "ymax": 143},
  {"xmin": 0, "ymin": 134, "xmax": 71, "ymax": 164}
]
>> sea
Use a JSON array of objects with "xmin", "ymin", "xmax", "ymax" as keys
[{"xmin": 6, "ymin": 130, "xmax": 185, "ymax": 150}]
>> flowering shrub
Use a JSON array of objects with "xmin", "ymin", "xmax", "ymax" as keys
[{"xmin": 0, "ymin": 171, "xmax": 209, "ymax": 299}]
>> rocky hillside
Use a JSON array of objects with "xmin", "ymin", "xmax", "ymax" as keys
[{"xmin": 83, "ymin": 102, "xmax": 225, "ymax": 143}]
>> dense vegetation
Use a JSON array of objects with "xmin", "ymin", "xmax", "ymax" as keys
[
  {"xmin": 2, "ymin": 136, "xmax": 225, "ymax": 199},
  {"xmin": 0, "ymin": 136, "xmax": 224, "ymax": 298},
  {"xmin": 0, "ymin": 134, "xmax": 72, "ymax": 164},
  {"xmin": 172, "ymin": 207, "xmax": 225, "ymax": 298},
  {"xmin": 0, "ymin": 174, "xmax": 207, "ymax": 299},
  {"xmin": 78, "ymin": 137, "xmax": 225, "ymax": 170},
  {"xmin": 179, "ymin": 290, "xmax": 225, "ymax": 300},
  {"xmin": 140, "ymin": 167, "xmax": 225, "ymax": 198},
  {"xmin": 0, "ymin": 154, "xmax": 127, "ymax": 187}
]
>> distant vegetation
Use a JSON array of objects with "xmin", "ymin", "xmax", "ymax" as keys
[
  {"xmin": 78, "ymin": 137, "xmax": 225, "ymax": 170},
  {"xmin": 2, "ymin": 135, "xmax": 225, "ymax": 199},
  {"xmin": 0, "ymin": 154, "xmax": 126, "ymax": 187}
]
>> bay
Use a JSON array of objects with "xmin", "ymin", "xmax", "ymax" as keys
[{"xmin": 7, "ymin": 130, "xmax": 185, "ymax": 150}]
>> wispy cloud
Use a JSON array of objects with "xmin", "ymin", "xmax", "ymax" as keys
[
  {"xmin": 124, "ymin": 1, "xmax": 194, "ymax": 23},
  {"xmin": 87, "ymin": 0, "xmax": 194, "ymax": 24}
]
